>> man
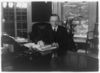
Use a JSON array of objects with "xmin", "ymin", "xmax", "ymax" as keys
[
  {"xmin": 49, "ymin": 14, "xmax": 69, "ymax": 57},
  {"xmin": 49, "ymin": 14, "xmax": 78, "ymax": 70},
  {"xmin": 48, "ymin": 14, "xmax": 71, "ymax": 70}
]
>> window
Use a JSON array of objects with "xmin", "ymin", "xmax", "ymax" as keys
[
  {"xmin": 15, "ymin": 2, "xmax": 28, "ymax": 38},
  {"xmin": 2, "ymin": 2, "xmax": 28, "ymax": 38}
]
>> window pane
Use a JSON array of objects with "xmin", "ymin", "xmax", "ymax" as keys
[
  {"xmin": 17, "ymin": 16, "xmax": 21, "ymax": 20},
  {"xmin": 22, "ymin": 22, "xmax": 27, "ymax": 29},
  {"xmin": 22, "ymin": 12, "xmax": 27, "ymax": 15},
  {"xmin": 22, "ymin": 31, "xmax": 27, "ymax": 38},
  {"xmin": 16, "ymin": 11, "xmax": 21, "ymax": 15},
  {"xmin": 22, "ymin": 16, "xmax": 27, "ymax": 20},
  {"xmin": 17, "ymin": 22, "xmax": 22, "ymax": 29},
  {"xmin": 17, "ymin": 30, "xmax": 23, "ymax": 37}
]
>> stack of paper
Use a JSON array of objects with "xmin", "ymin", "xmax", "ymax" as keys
[
  {"xmin": 15, "ymin": 37, "xmax": 28, "ymax": 43},
  {"xmin": 37, "ymin": 45, "xmax": 57, "ymax": 51},
  {"xmin": 24, "ymin": 43, "xmax": 57, "ymax": 51}
]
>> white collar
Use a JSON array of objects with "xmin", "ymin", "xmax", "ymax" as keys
[{"xmin": 52, "ymin": 26, "xmax": 58, "ymax": 31}]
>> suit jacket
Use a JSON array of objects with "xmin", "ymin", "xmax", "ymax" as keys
[
  {"xmin": 48, "ymin": 25, "xmax": 69, "ymax": 56},
  {"xmin": 49, "ymin": 25, "xmax": 77, "ymax": 56}
]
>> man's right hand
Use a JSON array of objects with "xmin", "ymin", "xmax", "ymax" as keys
[
  {"xmin": 52, "ymin": 42, "xmax": 59, "ymax": 48},
  {"xmin": 37, "ymin": 40, "xmax": 44, "ymax": 47}
]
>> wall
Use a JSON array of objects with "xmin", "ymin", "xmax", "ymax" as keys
[
  {"xmin": 52, "ymin": 2, "xmax": 62, "ymax": 21},
  {"xmin": 88, "ymin": 2, "xmax": 97, "ymax": 32},
  {"xmin": 88, "ymin": 2, "xmax": 97, "ymax": 39},
  {"xmin": 27, "ymin": 2, "xmax": 32, "ymax": 33}
]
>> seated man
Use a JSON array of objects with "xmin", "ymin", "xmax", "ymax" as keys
[
  {"xmin": 49, "ymin": 14, "xmax": 77, "ymax": 56},
  {"xmin": 49, "ymin": 14, "xmax": 69, "ymax": 56},
  {"xmin": 49, "ymin": 14, "xmax": 77, "ymax": 69}
]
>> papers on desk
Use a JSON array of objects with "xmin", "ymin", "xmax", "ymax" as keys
[
  {"xmin": 24, "ymin": 43, "xmax": 57, "ymax": 51},
  {"xmin": 37, "ymin": 45, "xmax": 57, "ymax": 51},
  {"xmin": 77, "ymin": 49, "xmax": 86, "ymax": 53},
  {"xmin": 15, "ymin": 37, "xmax": 28, "ymax": 43},
  {"xmin": 24, "ymin": 43, "xmax": 36, "ymax": 48}
]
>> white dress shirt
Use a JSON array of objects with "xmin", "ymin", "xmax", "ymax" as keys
[{"xmin": 52, "ymin": 26, "xmax": 58, "ymax": 32}]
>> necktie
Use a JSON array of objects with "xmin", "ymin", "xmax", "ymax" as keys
[
  {"xmin": 54, "ymin": 28, "xmax": 56, "ymax": 31},
  {"xmin": 53, "ymin": 28, "xmax": 56, "ymax": 31}
]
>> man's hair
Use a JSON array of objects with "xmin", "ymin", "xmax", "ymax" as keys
[
  {"xmin": 51, "ymin": 14, "xmax": 58, "ymax": 17},
  {"xmin": 50, "ymin": 14, "xmax": 59, "ymax": 20}
]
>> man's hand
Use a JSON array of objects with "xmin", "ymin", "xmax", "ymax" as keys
[
  {"xmin": 52, "ymin": 42, "xmax": 59, "ymax": 48},
  {"xmin": 37, "ymin": 40, "xmax": 44, "ymax": 47}
]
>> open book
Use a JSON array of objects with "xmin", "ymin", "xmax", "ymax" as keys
[{"xmin": 24, "ymin": 43, "xmax": 57, "ymax": 52}]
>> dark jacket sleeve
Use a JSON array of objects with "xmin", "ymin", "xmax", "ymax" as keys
[
  {"xmin": 57, "ymin": 26, "xmax": 77, "ymax": 53},
  {"xmin": 56, "ymin": 26, "xmax": 68, "ymax": 55},
  {"xmin": 67, "ymin": 34, "xmax": 77, "ymax": 52}
]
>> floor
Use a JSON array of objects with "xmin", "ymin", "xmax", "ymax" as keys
[
  {"xmin": 87, "ymin": 48, "xmax": 98, "ymax": 59},
  {"xmin": 1, "ymin": 48, "xmax": 99, "ymax": 71}
]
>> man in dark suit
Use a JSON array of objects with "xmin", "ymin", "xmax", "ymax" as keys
[
  {"xmin": 49, "ymin": 14, "xmax": 78, "ymax": 70},
  {"xmin": 49, "ymin": 14, "xmax": 69, "ymax": 57}
]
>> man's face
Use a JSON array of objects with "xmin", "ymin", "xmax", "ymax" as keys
[{"xmin": 50, "ymin": 16, "xmax": 59, "ymax": 27}]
